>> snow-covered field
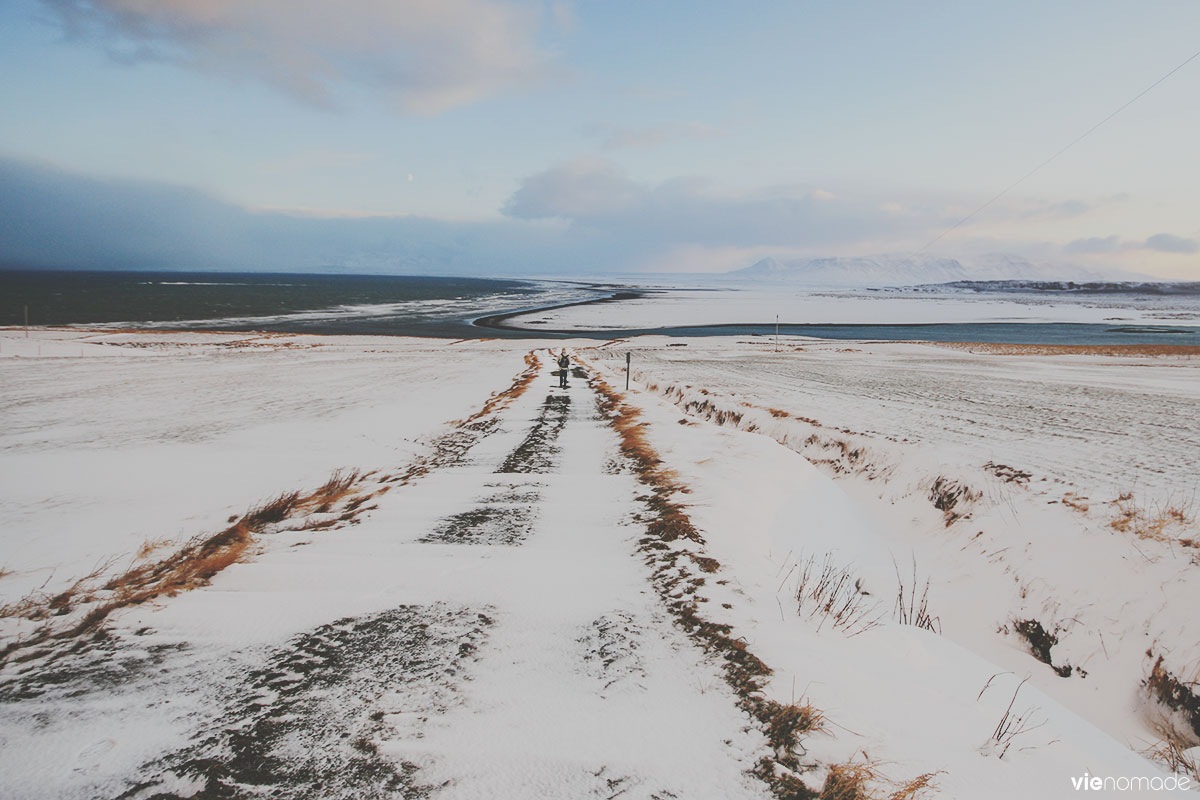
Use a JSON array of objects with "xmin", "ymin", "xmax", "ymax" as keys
[
  {"xmin": 0, "ymin": 329, "xmax": 530, "ymax": 606},
  {"xmin": 502, "ymin": 286, "xmax": 1200, "ymax": 329},
  {"xmin": 587, "ymin": 337, "xmax": 1200, "ymax": 784},
  {"xmin": 1, "ymin": 328, "xmax": 1197, "ymax": 798},
  {"xmin": 599, "ymin": 336, "xmax": 1200, "ymax": 502}
]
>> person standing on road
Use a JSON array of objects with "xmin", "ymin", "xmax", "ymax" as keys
[{"xmin": 557, "ymin": 349, "xmax": 570, "ymax": 388}]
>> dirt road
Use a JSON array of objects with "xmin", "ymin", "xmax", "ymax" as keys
[{"xmin": 1, "ymin": 355, "xmax": 778, "ymax": 799}]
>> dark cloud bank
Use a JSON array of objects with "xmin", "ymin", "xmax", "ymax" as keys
[
  {"xmin": 0, "ymin": 156, "xmax": 927, "ymax": 275},
  {"xmin": 3, "ymin": 156, "xmax": 1193, "ymax": 277},
  {"xmin": 0, "ymin": 158, "xmax": 591, "ymax": 275}
]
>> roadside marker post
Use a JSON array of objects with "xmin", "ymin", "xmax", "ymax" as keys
[{"xmin": 626, "ymin": 351, "xmax": 631, "ymax": 391}]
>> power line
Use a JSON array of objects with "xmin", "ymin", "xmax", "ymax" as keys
[{"xmin": 919, "ymin": 45, "xmax": 1200, "ymax": 253}]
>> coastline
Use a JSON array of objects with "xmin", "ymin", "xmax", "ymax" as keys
[{"xmin": 471, "ymin": 288, "xmax": 649, "ymax": 332}]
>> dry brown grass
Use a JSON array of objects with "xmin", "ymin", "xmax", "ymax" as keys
[
  {"xmin": 930, "ymin": 342, "xmax": 1200, "ymax": 357},
  {"xmin": 464, "ymin": 351, "xmax": 540, "ymax": 423},
  {"xmin": 585, "ymin": 362, "xmax": 940, "ymax": 796},
  {"xmin": 310, "ymin": 469, "xmax": 360, "ymax": 513},
  {"xmin": 1109, "ymin": 493, "xmax": 1197, "ymax": 545},
  {"xmin": 1, "ymin": 352, "xmax": 551, "ymax": 667},
  {"xmin": 978, "ymin": 675, "xmax": 1047, "ymax": 758},
  {"xmin": 135, "ymin": 538, "xmax": 172, "ymax": 560},
  {"xmin": 893, "ymin": 558, "xmax": 941, "ymax": 634},
  {"xmin": 1061, "ymin": 492, "xmax": 1090, "ymax": 513},
  {"xmin": 886, "ymin": 772, "xmax": 943, "ymax": 800},
  {"xmin": 0, "ymin": 467, "xmax": 378, "ymax": 665},
  {"xmin": 0, "ymin": 593, "xmax": 49, "ymax": 623},
  {"xmin": 1144, "ymin": 721, "xmax": 1200, "ymax": 782},
  {"xmin": 795, "ymin": 553, "xmax": 883, "ymax": 636},
  {"xmin": 818, "ymin": 759, "xmax": 941, "ymax": 800},
  {"xmin": 0, "ymin": 560, "xmax": 110, "ymax": 623},
  {"xmin": 582, "ymin": 358, "xmax": 828, "ymax": 798},
  {"xmin": 762, "ymin": 700, "xmax": 828, "ymax": 748}
]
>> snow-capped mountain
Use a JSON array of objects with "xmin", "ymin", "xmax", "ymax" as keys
[{"xmin": 725, "ymin": 253, "xmax": 1143, "ymax": 287}]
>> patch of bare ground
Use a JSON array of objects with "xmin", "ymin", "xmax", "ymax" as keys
[
  {"xmin": 1145, "ymin": 653, "xmax": 1200, "ymax": 742},
  {"xmin": 928, "ymin": 477, "xmax": 982, "ymax": 527},
  {"xmin": 0, "ymin": 352, "xmax": 544, "ymax": 675},
  {"xmin": 578, "ymin": 611, "xmax": 646, "ymax": 694},
  {"xmin": 928, "ymin": 342, "xmax": 1200, "ymax": 357},
  {"xmin": 421, "ymin": 492, "xmax": 540, "ymax": 546},
  {"xmin": 983, "ymin": 461, "xmax": 1032, "ymax": 486},
  {"xmin": 581, "ymin": 359, "xmax": 936, "ymax": 800},
  {"xmin": 497, "ymin": 392, "xmax": 571, "ymax": 474},
  {"xmin": 113, "ymin": 604, "xmax": 492, "ymax": 799},
  {"xmin": 1005, "ymin": 618, "xmax": 1079, "ymax": 678}
]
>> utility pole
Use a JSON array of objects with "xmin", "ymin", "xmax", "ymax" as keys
[{"xmin": 625, "ymin": 351, "xmax": 631, "ymax": 390}]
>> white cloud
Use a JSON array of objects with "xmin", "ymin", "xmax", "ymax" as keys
[
  {"xmin": 1143, "ymin": 233, "xmax": 1198, "ymax": 254},
  {"xmin": 1064, "ymin": 235, "xmax": 1122, "ymax": 254},
  {"xmin": 1065, "ymin": 233, "xmax": 1197, "ymax": 255},
  {"xmin": 43, "ymin": 0, "xmax": 551, "ymax": 113},
  {"xmin": 503, "ymin": 157, "xmax": 643, "ymax": 219},
  {"xmin": 502, "ymin": 158, "xmax": 937, "ymax": 250}
]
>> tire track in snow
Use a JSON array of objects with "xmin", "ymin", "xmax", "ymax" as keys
[
  {"xmin": 371, "ymin": 358, "xmax": 774, "ymax": 799},
  {"xmin": 420, "ymin": 390, "xmax": 572, "ymax": 546},
  {"xmin": 5, "ymin": 353, "xmax": 777, "ymax": 799},
  {"xmin": 113, "ymin": 606, "xmax": 492, "ymax": 800}
]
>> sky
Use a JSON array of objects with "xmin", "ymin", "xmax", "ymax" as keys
[{"xmin": 0, "ymin": 0, "xmax": 1198, "ymax": 278}]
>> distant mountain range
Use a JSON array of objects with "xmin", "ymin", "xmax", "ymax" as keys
[
  {"xmin": 724, "ymin": 253, "xmax": 1149, "ymax": 287},
  {"xmin": 902, "ymin": 280, "xmax": 1200, "ymax": 296}
]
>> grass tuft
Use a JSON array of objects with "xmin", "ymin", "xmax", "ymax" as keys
[
  {"xmin": 820, "ymin": 761, "xmax": 881, "ymax": 800},
  {"xmin": 1109, "ymin": 492, "xmax": 1197, "ymax": 545},
  {"xmin": 135, "ymin": 538, "xmax": 172, "ymax": 560},
  {"xmin": 928, "ymin": 477, "xmax": 981, "ymax": 526},
  {"xmin": 794, "ymin": 553, "xmax": 882, "ymax": 636},
  {"xmin": 893, "ymin": 557, "xmax": 940, "ymax": 634},
  {"xmin": 1143, "ymin": 721, "xmax": 1200, "ymax": 782}
]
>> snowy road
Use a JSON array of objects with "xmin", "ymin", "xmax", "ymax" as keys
[
  {"xmin": 390, "ymin": 369, "xmax": 771, "ymax": 799},
  {"xmin": 0, "ymin": 353, "xmax": 772, "ymax": 799}
]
